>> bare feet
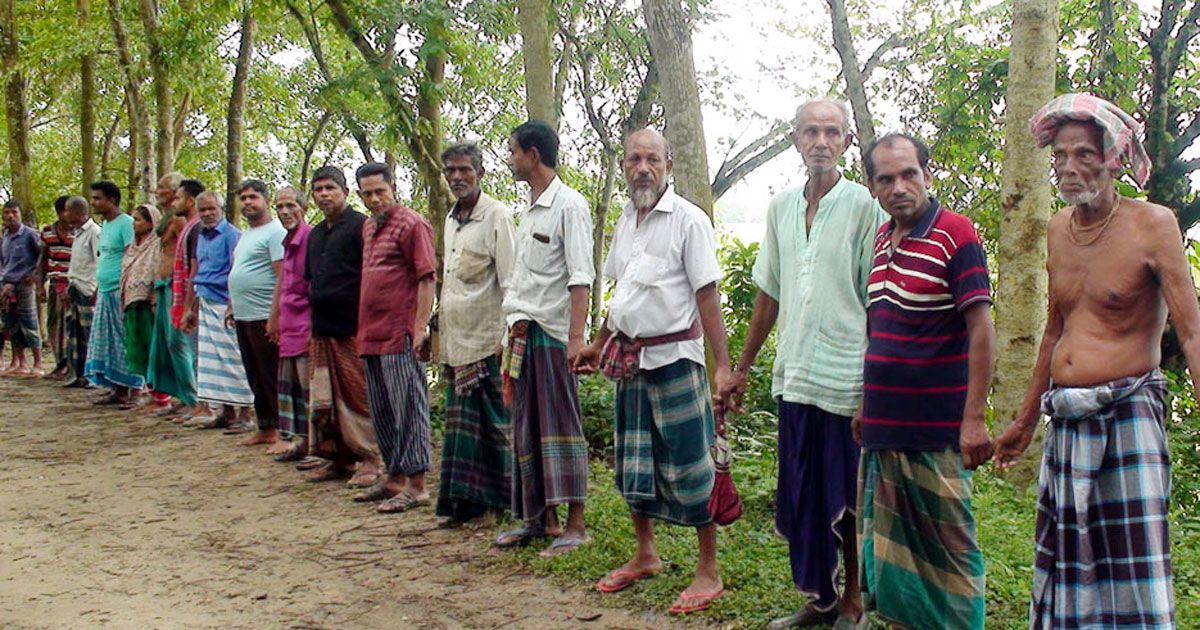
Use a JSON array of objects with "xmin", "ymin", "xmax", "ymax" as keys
[
  {"xmin": 237, "ymin": 430, "xmax": 280, "ymax": 446},
  {"xmin": 265, "ymin": 440, "xmax": 293, "ymax": 455}
]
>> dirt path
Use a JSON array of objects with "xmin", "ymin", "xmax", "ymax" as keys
[{"xmin": 0, "ymin": 376, "xmax": 684, "ymax": 629}]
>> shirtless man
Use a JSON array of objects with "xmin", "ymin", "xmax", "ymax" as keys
[{"xmin": 994, "ymin": 93, "xmax": 1198, "ymax": 629}]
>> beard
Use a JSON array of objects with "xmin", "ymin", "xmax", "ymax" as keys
[
  {"xmin": 629, "ymin": 180, "xmax": 666, "ymax": 210},
  {"xmin": 1058, "ymin": 187, "xmax": 1100, "ymax": 206}
]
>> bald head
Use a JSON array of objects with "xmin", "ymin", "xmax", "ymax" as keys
[
  {"xmin": 623, "ymin": 127, "xmax": 672, "ymax": 210},
  {"xmin": 791, "ymin": 99, "xmax": 853, "ymax": 175}
]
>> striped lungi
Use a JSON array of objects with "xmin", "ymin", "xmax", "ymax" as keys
[
  {"xmin": 46, "ymin": 286, "xmax": 68, "ymax": 369},
  {"xmin": 277, "ymin": 354, "xmax": 310, "ymax": 437},
  {"xmin": 364, "ymin": 345, "xmax": 432, "ymax": 477},
  {"xmin": 146, "ymin": 279, "xmax": 196, "ymax": 406},
  {"xmin": 309, "ymin": 336, "xmax": 380, "ymax": 466},
  {"xmin": 65, "ymin": 287, "xmax": 95, "ymax": 379},
  {"xmin": 615, "ymin": 359, "xmax": 714, "ymax": 527},
  {"xmin": 509, "ymin": 321, "xmax": 588, "ymax": 522},
  {"xmin": 859, "ymin": 448, "xmax": 985, "ymax": 629},
  {"xmin": 1032, "ymin": 370, "xmax": 1174, "ymax": 629},
  {"xmin": 436, "ymin": 356, "xmax": 512, "ymax": 520},
  {"xmin": 2, "ymin": 283, "xmax": 41, "ymax": 349},
  {"xmin": 195, "ymin": 296, "xmax": 253, "ymax": 407},
  {"xmin": 84, "ymin": 290, "xmax": 146, "ymax": 389}
]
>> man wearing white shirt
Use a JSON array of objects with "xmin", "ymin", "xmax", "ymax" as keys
[
  {"xmin": 495, "ymin": 120, "xmax": 594, "ymax": 558},
  {"xmin": 576, "ymin": 128, "xmax": 733, "ymax": 615}
]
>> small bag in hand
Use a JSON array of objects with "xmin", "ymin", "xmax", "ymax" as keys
[{"xmin": 708, "ymin": 408, "xmax": 743, "ymax": 526}]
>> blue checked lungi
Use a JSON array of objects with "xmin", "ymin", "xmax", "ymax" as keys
[
  {"xmin": 195, "ymin": 296, "xmax": 253, "ymax": 407},
  {"xmin": 84, "ymin": 290, "xmax": 146, "ymax": 389},
  {"xmin": 1031, "ymin": 370, "xmax": 1174, "ymax": 629},
  {"xmin": 1, "ymin": 283, "xmax": 40, "ymax": 349}
]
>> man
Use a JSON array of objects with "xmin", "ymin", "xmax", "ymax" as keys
[
  {"xmin": 1, "ymin": 200, "xmax": 44, "ymax": 376},
  {"xmin": 576, "ymin": 129, "xmax": 732, "ymax": 615},
  {"xmin": 434, "ymin": 142, "xmax": 516, "ymax": 526},
  {"xmin": 145, "ymin": 179, "xmax": 200, "ymax": 418},
  {"xmin": 155, "ymin": 172, "xmax": 182, "ymax": 211},
  {"xmin": 719, "ymin": 100, "xmax": 885, "ymax": 629},
  {"xmin": 304, "ymin": 165, "xmax": 382, "ymax": 486},
  {"xmin": 995, "ymin": 93, "xmax": 1191, "ymax": 629},
  {"xmin": 267, "ymin": 186, "xmax": 313, "ymax": 459},
  {"xmin": 63, "ymin": 196, "xmax": 100, "ymax": 389},
  {"xmin": 855, "ymin": 134, "xmax": 994, "ymax": 630},
  {"xmin": 84, "ymin": 181, "xmax": 144, "ymax": 403},
  {"xmin": 227, "ymin": 179, "xmax": 287, "ymax": 447},
  {"xmin": 183, "ymin": 191, "xmax": 254, "ymax": 428},
  {"xmin": 39, "ymin": 196, "xmax": 74, "ymax": 379},
  {"xmin": 495, "ymin": 120, "xmax": 594, "ymax": 557},
  {"xmin": 353, "ymin": 162, "xmax": 437, "ymax": 513}
]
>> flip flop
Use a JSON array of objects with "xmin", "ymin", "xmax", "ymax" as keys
[
  {"xmin": 376, "ymin": 491, "xmax": 430, "ymax": 513},
  {"xmin": 305, "ymin": 463, "xmax": 352, "ymax": 483},
  {"xmin": 595, "ymin": 567, "xmax": 657, "ymax": 593},
  {"xmin": 346, "ymin": 471, "xmax": 380, "ymax": 488},
  {"xmin": 274, "ymin": 444, "xmax": 308, "ymax": 462},
  {"xmin": 492, "ymin": 524, "xmax": 549, "ymax": 548},
  {"xmin": 352, "ymin": 482, "xmax": 398, "ymax": 503},
  {"xmin": 538, "ymin": 535, "xmax": 589, "ymax": 558},
  {"xmin": 669, "ymin": 588, "xmax": 725, "ymax": 615},
  {"xmin": 295, "ymin": 456, "xmax": 328, "ymax": 471}
]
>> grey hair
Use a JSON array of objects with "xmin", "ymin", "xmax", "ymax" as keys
[
  {"xmin": 793, "ymin": 99, "xmax": 853, "ymax": 134},
  {"xmin": 441, "ymin": 142, "xmax": 485, "ymax": 173},
  {"xmin": 159, "ymin": 172, "xmax": 184, "ymax": 191},
  {"xmin": 196, "ymin": 190, "xmax": 225, "ymax": 209},
  {"xmin": 276, "ymin": 185, "xmax": 309, "ymax": 209},
  {"xmin": 65, "ymin": 196, "xmax": 89, "ymax": 213}
]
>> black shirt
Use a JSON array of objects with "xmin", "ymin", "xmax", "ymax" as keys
[{"xmin": 306, "ymin": 207, "xmax": 367, "ymax": 338}]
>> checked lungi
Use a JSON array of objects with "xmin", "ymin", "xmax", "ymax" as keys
[
  {"xmin": 84, "ymin": 290, "xmax": 146, "ymax": 389},
  {"xmin": 436, "ymin": 356, "xmax": 512, "ymax": 520},
  {"xmin": 277, "ymin": 355, "xmax": 310, "ymax": 438},
  {"xmin": 859, "ymin": 449, "xmax": 985, "ymax": 629},
  {"xmin": 309, "ymin": 336, "xmax": 380, "ymax": 467},
  {"xmin": 776, "ymin": 402, "xmax": 860, "ymax": 611},
  {"xmin": 46, "ymin": 286, "xmax": 69, "ymax": 371},
  {"xmin": 146, "ymin": 279, "xmax": 196, "ymax": 406},
  {"xmin": 363, "ymin": 344, "xmax": 432, "ymax": 477},
  {"xmin": 614, "ymin": 359, "xmax": 715, "ymax": 527},
  {"xmin": 195, "ymin": 297, "xmax": 253, "ymax": 407},
  {"xmin": 1031, "ymin": 370, "xmax": 1174, "ymax": 629},
  {"xmin": 65, "ymin": 287, "xmax": 95, "ymax": 379},
  {"xmin": 2, "ymin": 283, "xmax": 41, "ymax": 350},
  {"xmin": 508, "ymin": 321, "xmax": 588, "ymax": 522}
]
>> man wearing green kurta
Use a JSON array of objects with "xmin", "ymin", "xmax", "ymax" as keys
[{"xmin": 721, "ymin": 100, "xmax": 886, "ymax": 630}]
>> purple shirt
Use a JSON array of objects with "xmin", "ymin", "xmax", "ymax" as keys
[{"xmin": 278, "ymin": 222, "xmax": 312, "ymax": 358}]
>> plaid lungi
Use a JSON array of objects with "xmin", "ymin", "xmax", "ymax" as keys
[
  {"xmin": 2, "ymin": 283, "xmax": 41, "ymax": 349},
  {"xmin": 65, "ymin": 286, "xmax": 95, "ymax": 379},
  {"xmin": 308, "ymin": 336, "xmax": 380, "ymax": 466},
  {"xmin": 277, "ymin": 354, "xmax": 310, "ymax": 438},
  {"xmin": 859, "ymin": 448, "xmax": 985, "ymax": 629},
  {"xmin": 195, "ymin": 296, "xmax": 253, "ymax": 407},
  {"xmin": 46, "ymin": 286, "xmax": 68, "ymax": 370},
  {"xmin": 614, "ymin": 358, "xmax": 715, "ymax": 527},
  {"xmin": 1031, "ymin": 370, "xmax": 1174, "ymax": 629},
  {"xmin": 85, "ymin": 290, "xmax": 146, "ymax": 389},
  {"xmin": 436, "ymin": 356, "xmax": 512, "ymax": 520},
  {"xmin": 510, "ymin": 321, "xmax": 588, "ymax": 521},
  {"xmin": 146, "ymin": 279, "xmax": 196, "ymax": 406}
]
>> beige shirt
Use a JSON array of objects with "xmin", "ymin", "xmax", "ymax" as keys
[
  {"xmin": 502, "ymin": 176, "xmax": 595, "ymax": 344},
  {"xmin": 604, "ymin": 189, "xmax": 723, "ymax": 371},
  {"xmin": 439, "ymin": 191, "xmax": 516, "ymax": 367}
]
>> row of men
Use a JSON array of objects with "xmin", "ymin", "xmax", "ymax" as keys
[{"xmin": 1, "ymin": 90, "xmax": 1187, "ymax": 628}]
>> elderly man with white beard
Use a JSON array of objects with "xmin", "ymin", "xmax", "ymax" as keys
[{"xmin": 575, "ymin": 127, "xmax": 734, "ymax": 616}]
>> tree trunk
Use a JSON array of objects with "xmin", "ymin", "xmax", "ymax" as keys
[
  {"xmin": 300, "ymin": 111, "xmax": 332, "ymax": 186},
  {"xmin": 641, "ymin": 0, "xmax": 713, "ymax": 217},
  {"xmin": 517, "ymin": 0, "xmax": 557, "ymax": 129},
  {"xmin": 99, "ymin": 100, "xmax": 123, "ymax": 180},
  {"xmin": 225, "ymin": 9, "xmax": 255, "ymax": 219},
  {"xmin": 591, "ymin": 149, "xmax": 617, "ymax": 328},
  {"xmin": 1, "ymin": 0, "xmax": 33, "ymax": 223},
  {"xmin": 78, "ymin": 0, "xmax": 96, "ymax": 194},
  {"xmin": 416, "ymin": 48, "xmax": 452, "ymax": 263},
  {"xmin": 827, "ymin": 0, "xmax": 876, "ymax": 152},
  {"xmin": 137, "ymin": 0, "xmax": 175, "ymax": 177},
  {"xmin": 993, "ymin": 0, "xmax": 1059, "ymax": 484},
  {"xmin": 108, "ymin": 0, "xmax": 154, "ymax": 202}
]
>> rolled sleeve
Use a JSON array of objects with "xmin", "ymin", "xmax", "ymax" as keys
[
  {"xmin": 563, "ymin": 198, "xmax": 595, "ymax": 288},
  {"xmin": 683, "ymin": 214, "xmax": 723, "ymax": 292}
]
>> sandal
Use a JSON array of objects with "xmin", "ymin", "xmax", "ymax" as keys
[
  {"xmin": 596, "ymin": 567, "xmax": 657, "ymax": 593},
  {"xmin": 539, "ymin": 535, "xmax": 589, "ymax": 558},
  {"xmin": 346, "ymin": 470, "xmax": 380, "ymax": 488},
  {"xmin": 375, "ymin": 491, "xmax": 430, "ymax": 513},
  {"xmin": 669, "ymin": 588, "xmax": 725, "ymax": 615},
  {"xmin": 295, "ymin": 456, "xmax": 328, "ymax": 471},
  {"xmin": 766, "ymin": 606, "xmax": 837, "ymax": 629},
  {"xmin": 305, "ymin": 463, "xmax": 352, "ymax": 483},
  {"xmin": 492, "ymin": 524, "xmax": 549, "ymax": 548},
  {"xmin": 197, "ymin": 416, "xmax": 231, "ymax": 430},
  {"xmin": 274, "ymin": 444, "xmax": 308, "ymax": 463},
  {"xmin": 352, "ymin": 482, "xmax": 398, "ymax": 503}
]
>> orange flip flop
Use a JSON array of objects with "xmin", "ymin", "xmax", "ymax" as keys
[
  {"xmin": 595, "ymin": 568, "xmax": 656, "ymax": 593},
  {"xmin": 669, "ymin": 588, "xmax": 725, "ymax": 615}
]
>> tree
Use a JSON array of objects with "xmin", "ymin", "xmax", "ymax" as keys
[
  {"xmin": 225, "ymin": 8, "xmax": 255, "ymax": 217},
  {"xmin": 137, "ymin": 0, "xmax": 174, "ymax": 177},
  {"xmin": 0, "ymin": 0, "xmax": 33, "ymax": 223},
  {"xmin": 992, "ymin": 0, "xmax": 1059, "ymax": 481},
  {"xmin": 108, "ymin": 0, "xmax": 154, "ymax": 203},
  {"xmin": 518, "ymin": 0, "xmax": 557, "ymax": 129},
  {"xmin": 826, "ymin": 0, "xmax": 875, "ymax": 150},
  {"xmin": 1143, "ymin": 0, "xmax": 1200, "ymax": 228},
  {"xmin": 78, "ymin": 0, "xmax": 96, "ymax": 194}
]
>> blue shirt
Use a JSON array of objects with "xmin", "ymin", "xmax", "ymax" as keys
[
  {"xmin": 96, "ymin": 213, "xmax": 134, "ymax": 293},
  {"xmin": 1, "ymin": 224, "xmax": 41, "ymax": 285},
  {"xmin": 194, "ymin": 219, "xmax": 241, "ymax": 305}
]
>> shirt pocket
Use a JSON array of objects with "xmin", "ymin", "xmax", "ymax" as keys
[
  {"xmin": 630, "ymin": 254, "xmax": 667, "ymax": 286},
  {"xmin": 522, "ymin": 231, "xmax": 558, "ymax": 274},
  {"xmin": 455, "ymin": 248, "xmax": 491, "ymax": 285}
]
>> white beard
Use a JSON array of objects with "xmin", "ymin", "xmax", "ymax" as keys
[
  {"xmin": 630, "ymin": 184, "xmax": 664, "ymax": 211},
  {"xmin": 1059, "ymin": 187, "xmax": 1100, "ymax": 206}
]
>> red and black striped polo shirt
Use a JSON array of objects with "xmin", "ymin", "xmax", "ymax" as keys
[
  {"xmin": 861, "ymin": 199, "xmax": 991, "ymax": 451},
  {"xmin": 41, "ymin": 223, "xmax": 74, "ymax": 289}
]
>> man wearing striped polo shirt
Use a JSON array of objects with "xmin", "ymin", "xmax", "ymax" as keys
[{"xmin": 855, "ymin": 133, "xmax": 995, "ymax": 630}]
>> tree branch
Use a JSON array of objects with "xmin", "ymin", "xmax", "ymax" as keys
[
  {"xmin": 711, "ymin": 129, "xmax": 792, "ymax": 201},
  {"xmin": 861, "ymin": 32, "xmax": 908, "ymax": 78}
]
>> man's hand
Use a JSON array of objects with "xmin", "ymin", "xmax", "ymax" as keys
[
  {"xmin": 181, "ymin": 310, "xmax": 197, "ymax": 335},
  {"xmin": 959, "ymin": 415, "xmax": 993, "ymax": 470},
  {"xmin": 712, "ymin": 365, "xmax": 734, "ymax": 414},
  {"xmin": 413, "ymin": 329, "xmax": 431, "ymax": 362},
  {"xmin": 36, "ymin": 284, "xmax": 47, "ymax": 303},
  {"xmin": 567, "ymin": 336, "xmax": 584, "ymax": 367},
  {"xmin": 573, "ymin": 341, "xmax": 601, "ymax": 374},
  {"xmin": 266, "ymin": 315, "xmax": 280, "ymax": 345},
  {"xmin": 0, "ymin": 283, "xmax": 13, "ymax": 301},
  {"xmin": 993, "ymin": 420, "xmax": 1036, "ymax": 471},
  {"xmin": 717, "ymin": 368, "xmax": 748, "ymax": 414},
  {"xmin": 851, "ymin": 410, "xmax": 862, "ymax": 445},
  {"xmin": 223, "ymin": 308, "xmax": 236, "ymax": 329}
]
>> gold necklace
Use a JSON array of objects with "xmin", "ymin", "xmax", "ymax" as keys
[{"xmin": 1068, "ymin": 196, "xmax": 1120, "ymax": 247}]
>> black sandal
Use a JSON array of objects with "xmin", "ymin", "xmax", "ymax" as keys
[{"xmin": 352, "ymin": 482, "xmax": 398, "ymax": 503}]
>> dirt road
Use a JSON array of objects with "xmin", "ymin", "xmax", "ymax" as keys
[{"xmin": 0, "ymin": 376, "xmax": 681, "ymax": 629}]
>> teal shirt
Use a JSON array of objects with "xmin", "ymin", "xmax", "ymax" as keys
[
  {"xmin": 228, "ymin": 219, "xmax": 286, "ymax": 321},
  {"xmin": 96, "ymin": 213, "xmax": 134, "ymax": 294},
  {"xmin": 751, "ymin": 177, "xmax": 887, "ymax": 417}
]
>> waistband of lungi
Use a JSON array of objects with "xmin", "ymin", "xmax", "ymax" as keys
[
  {"xmin": 1041, "ymin": 369, "xmax": 1165, "ymax": 421},
  {"xmin": 600, "ymin": 320, "xmax": 701, "ymax": 381}
]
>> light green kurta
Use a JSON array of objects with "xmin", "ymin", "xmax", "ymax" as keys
[{"xmin": 751, "ymin": 176, "xmax": 887, "ymax": 417}]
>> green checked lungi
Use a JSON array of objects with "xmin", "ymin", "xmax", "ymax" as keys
[{"xmin": 614, "ymin": 359, "xmax": 715, "ymax": 527}]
